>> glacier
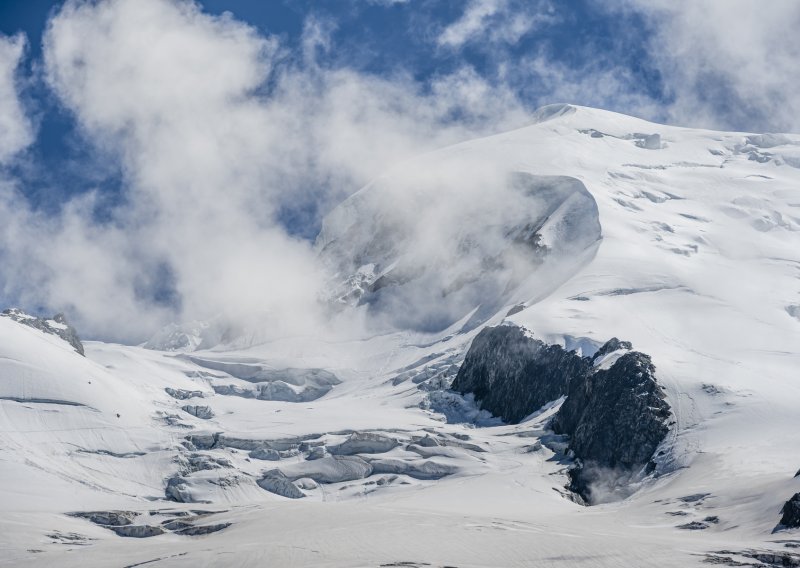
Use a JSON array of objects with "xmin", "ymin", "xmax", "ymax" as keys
[{"xmin": 1, "ymin": 104, "xmax": 800, "ymax": 567}]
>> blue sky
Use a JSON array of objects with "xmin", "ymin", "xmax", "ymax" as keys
[{"xmin": 0, "ymin": 0, "xmax": 798, "ymax": 339}]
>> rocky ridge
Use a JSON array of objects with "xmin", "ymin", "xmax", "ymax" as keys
[
  {"xmin": 452, "ymin": 324, "xmax": 672, "ymax": 503},
  {"xmin": 1, "ymin": 308, "xmax": 85, "ymax": 356}
]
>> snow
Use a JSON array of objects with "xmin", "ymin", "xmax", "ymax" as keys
[{"xmin": 2, "ymin": 104, "xmax": 800, "ymax": 566}]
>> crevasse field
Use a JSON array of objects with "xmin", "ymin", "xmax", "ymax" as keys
[{"xmin": 2, "ymin": 105, "xmax": 799, "ymax": 567}]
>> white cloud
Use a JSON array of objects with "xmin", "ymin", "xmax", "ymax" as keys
[
  {"xmin": 0, "ymin": 33, "xmax": 33, "ymax": 163},
  {"xmin": 438, "ymin": 0, "xmax": 556, "ymax": 49},
  {"xmin": 615, "ymin": 0, "xmax": 800, "ymax": 132},
  {"xmin": 0, "ymin": 0, "xmax": 530, "ymax": 342},
  {"xmin": 515, "ymin": 52, "xmax": 663, "ymax": 123}
]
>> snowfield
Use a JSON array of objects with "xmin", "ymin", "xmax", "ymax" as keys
[{"xmin": 2, "ymin": 105, "xmax": 800, "ymax": 567}]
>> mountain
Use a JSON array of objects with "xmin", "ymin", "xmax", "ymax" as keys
[{"xmin": 2, "ymin": 104, "xmax": 800, "ymax": 567}]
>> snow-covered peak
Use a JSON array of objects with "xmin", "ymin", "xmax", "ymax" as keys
[{"xmin": 1, "ymin": 308, "xmax": 85, "ymax": 356}]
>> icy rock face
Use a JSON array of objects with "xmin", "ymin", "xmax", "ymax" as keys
[
  {"xmin": 780, "ymin": 493, "xmax": 800, "ymax": 528},
  {"xmin": 111, "ymin": 525, "xmax": 165, "ymax": 538},
  {"xmin": 1, "ymin": 309, "xmax": 84, "ymax": 355},
  {"xmin": 454, "ymin": 325, "xmax": 671, "ymax": 503},
  {"xmin": 182, "ymin": 405, "xmax": 214, "ymax": 420},
  {"xmin": 552, "ymin": 351, "xmax": 671, "ymax": 503},
  {"xmin": 451, "ymin": 325, "xmax": 590, "ymax": 423}
]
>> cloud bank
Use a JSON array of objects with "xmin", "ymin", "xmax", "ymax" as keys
[
  {"xmin": 0, "ymin": 33, "xmax": 33, "ymax": 163},
  {"xmin": 0, "ymin": 0, "xmax": 529, "ymax": 342},
  {"xmin": 0, "ymin": 0, "xmax": 798, "ymax": 343},
  {"xmin": 610, "ymin": 0, "xmax": 800, "ymax": 132}
]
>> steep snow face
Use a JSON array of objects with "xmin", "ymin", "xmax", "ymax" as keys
[
  {"xmin": 317, "ymin": 162, "xmax": 601, "ymax": 333},
  {"xmin": 3, "ymin": 104, "xmax": 800, "ymax": 566}
]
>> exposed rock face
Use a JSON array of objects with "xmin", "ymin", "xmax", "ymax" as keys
[
  {"xmin": 1, "ymin": 309, "xmax": 85, "ymax": 355},
  {"xmin": 552, "ymin": 351, "xmax": 671, "ymax": 501},
  {"xmin": 453, "ymin": 325, "xmax": 672, "ymax": 504},
  {"xmin": 451, "ymin": 325, "xmax": 590, "ymax": 423},
  {"xmin": 781, "ymin": 493, "xmax": 800, "ymax": 528},
  {"xmin": 589, "ymin": 337, "xmax": 633, "ymax": 364},
  {"xmin": 111, "ymin": 525, "xmax": 164, "ymax": 538}
]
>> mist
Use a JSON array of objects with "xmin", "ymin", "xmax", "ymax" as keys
[{"xmin": 0, "ymin": 0, "xmax": 530, "ymax": 342}]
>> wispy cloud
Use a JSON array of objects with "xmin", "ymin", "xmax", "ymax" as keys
[
  {"xmin": 438, "ymin": 0, "xmax": 557, "ymax": 49},
  {"xmin": 610, "ymin": 0, "xmax": 800, "ymax": 132},
  {"xmin": 0, "ymin": 33, "xmax": 33, "ymax": 163},
  {"xmin": 0, "ymin": 0, "xmax": 530, "ymax": 341}
]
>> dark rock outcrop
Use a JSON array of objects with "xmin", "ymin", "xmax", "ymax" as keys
[
  {"xmin": 451, "ymin": 325, "xmax": 590, "ymax": 423},
  {"xmin": 111, "ymin": 525, "xmax": 164, "ymax": 538},
  {"xmin": 781, "ymin": 493, "xmax": 800, "ymax": 528},
  {"xmin": 551, "ymin": 351, "xmax": 671, "ymax": 500},
  {"xmin": 453, "ymin": 325, "xmax": 672, "ymax": 504},
  {"xmin": 589, "ymin": 337, "xmax": 632, "ymax": 364},
  {"xmin": 1, "ymin": 309, "xmax": 85, "ymax": 355}
]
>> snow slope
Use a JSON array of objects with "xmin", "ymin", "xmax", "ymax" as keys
[{"xmin": 2, "ymin": 104, "xmax": 800, "ymax": 567}]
